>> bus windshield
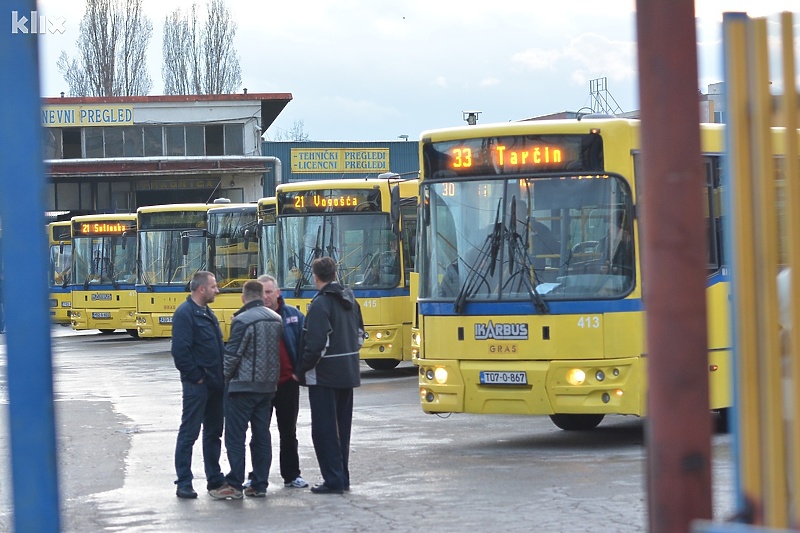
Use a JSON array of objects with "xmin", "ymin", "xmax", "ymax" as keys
[
  {"xmin": 277, "ymin": 213, "xmax": 399, "ymax": 291},
  {"xmin": 208, "ymin": 209, "xmax": 258, "ymax": 290},
  {"xmin": 139, "ymin": 229, "xmax": 206, "ymax": 286},
  {"xmin": 49, "ymin": 242, "xmax": 72, "ymax": 288},
  {"xmin": 420, "ymin": 173, "xmax": 634, "ymax": 305},
  {"xmin": 73, "ymin": 234, "xmax": 136, "ymax": 287}
]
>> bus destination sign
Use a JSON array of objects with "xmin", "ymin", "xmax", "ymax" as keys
[
  {"xmin": 278, "ymin": 188, "xmax": 381, "ymax": 214},
  {"xmin": 73, "ymin": 220, "xmax": 135, "ymax": 236}
]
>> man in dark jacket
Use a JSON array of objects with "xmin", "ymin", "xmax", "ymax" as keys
[
  {"xmin": 171, "ymin": 271, "xmax": 224, "ymax": 499},
  {"xmin": 258, "ymin": 274, "xmax": 308, "ymax": 489},
  {"xmin": 297, "ymin": 257, "xmax": 363, "ymax": 494},
  {"xmin": 210, "ymin": 280, "xmax": 282, "ymax": 500}
]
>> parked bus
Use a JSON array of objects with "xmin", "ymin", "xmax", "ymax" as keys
[
  {"xmin": 69, "ymin": 214, "xmax": 138, "ymax": 336},
  {"xmin": 207, "ymin": 203, "xmax": 259, "ymax": 340},
  {"xmin": 135, "ymin": 201, "xmax": 228, "ymax": 338},
  {"xmin": 275, "ymin": 177, "xmax": 418, "ymax": 370},
  {"xmin": 47, "ymin": 221, "xmax": 73, "ymax": 325},
  {"xmin": 415, "ymin": 117, "xmax": 732, "ymax": 430}
]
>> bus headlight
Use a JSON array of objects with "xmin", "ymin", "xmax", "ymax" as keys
[
  {"xmin": 566, "ymin": 368, "xmax": 586, "ymax": 386},
  {"xmin": 375, "ymin": 332, "xmax": 382, "ymax": 340},
  {"xmin": 434, "ymin": 367, "xmax": 448, "ymax": 384},
  {"xmin": 425, "ymin": 368, "xmax": 434, "ymax": 380},
  {"xmin": 412, "ymin": 332, "xmax": 420, "ymax": 345}
]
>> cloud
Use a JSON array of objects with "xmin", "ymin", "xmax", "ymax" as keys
[
  {"xmin": 511, "ymin": 49, "xmax": 561, "ymax": 71},
  {"xmin": 432, "ymin": 76, "xmax": 448, "ymax": 88},
  {"xmin": 480, "ymin": 77, "xmax": 501, "ymax": 87}
]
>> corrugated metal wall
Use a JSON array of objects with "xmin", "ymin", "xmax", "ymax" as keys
[{"xmin": 261, "ymin": 140, "xmax": 419, "ymax": 195}]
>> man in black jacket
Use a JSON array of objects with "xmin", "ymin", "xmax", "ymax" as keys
[
  {"xmin": 211, "ymin": 280, "xmax": 282, "ymax": 500},
  {"xmin": 171, "ymin": 271, "xmax": 224, "ymax": 499},
  {"xmin": 297, "ymin": 257, "xmax": 363, "ymax": 494}
]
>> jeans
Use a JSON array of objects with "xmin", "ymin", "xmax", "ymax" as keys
[
  {"xmin": 174, "ymin": 381, "xmax": 224, "ymax": 490},
  {"xmin": 225, "ymin": 391, "xmax": 273, "ymax": 491},
  {"xmin": 271, "ymin": 379, "xmax": 301, "ymax": 483},
  {"xmin": 308, "ymin": 385, "xmax": 353, "ymax": 490}
]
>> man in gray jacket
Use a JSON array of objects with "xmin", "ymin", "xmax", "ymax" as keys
[{"xmin": 210, "ymin": 280, "xmax": 282, "ymax": 500}]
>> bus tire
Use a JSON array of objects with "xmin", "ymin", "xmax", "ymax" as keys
[
  {"xmin": 126, "ymin": 329, "xmax": 139, "ymax": 338},
  {"xmin": 365, "ymin": 359, "xmax": 400, "ymax": 371},
  {"xmin": 99, "ymin": 329, "xmax": 116, "ymax": 335},
  {"xmin": 549, "ymin": 414, "xmax": 604, "ymax": 431}
]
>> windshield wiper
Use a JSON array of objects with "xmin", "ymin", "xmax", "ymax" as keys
[
  {"xmin": 453, "ymin": 199, "xmax": 504, "ymax": 314},
  {"xmin": 506, "ymin": 201, "xmax": 548, "ymax": 314},
  {"xmin": 294, "ymin": 226, "xmax": 323, "ymax": 297}
]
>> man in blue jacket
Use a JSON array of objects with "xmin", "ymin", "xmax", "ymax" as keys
[
  {"xmin": 297, "ymin": 257, "xmax": 363, "ymax": 494},
  {"xmin": 258, "ymin": 274, "xmax": 309, "ymax": 489},
  {"xmin": 171, "ymin": 271, "xmax": 224, "ymax": 499}
]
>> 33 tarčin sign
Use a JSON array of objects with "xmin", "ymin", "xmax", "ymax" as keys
[{"xmin": 474, "ymin": 320, "xmax": 529, "ymax": 341}]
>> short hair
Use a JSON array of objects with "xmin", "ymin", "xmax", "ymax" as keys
[
  {"xmin": 257, "ymin": 274, "xmax": 277, "ymax": 285},
  {"xmin": 312, "ymin": 257, "xmax": 337, "ymax": 283},
  {"xmin": 190, "ymin": 271, "xmax": 214, "ymax": 292},
  {"xmin": 242, "ymin": 279, "xmax": 265, "ymax": 302}
]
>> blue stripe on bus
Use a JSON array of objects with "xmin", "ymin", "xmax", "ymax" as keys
[
  {"xmin": 286, "ymin": 287, "xmax": 410, "ymax": 299},
  {"xmin": 135, "ymin": 285, "xmax": 189, "ymax": 293},
  {"xmin": 419, "ymin": 298, "xmax": 644, "ymax": 316}
]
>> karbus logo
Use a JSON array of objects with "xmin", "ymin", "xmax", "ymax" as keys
[{"xmin": 10, "ymin": 11, "xmax": 66, "ymax": 34}]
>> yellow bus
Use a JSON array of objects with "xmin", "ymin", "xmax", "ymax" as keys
[
  {"xmin": 257, "ymin": 196, "xmax": 277, "ymax": 278},
  {"xmin": 47, "ymin": 221, "xmax": 73, "ymax": 325},
  {"xmin": 275, "ymin": 177, "xmax": 418, "ymax": 370},
  {"xmin": 135, "ymin": 202, "xmax": 226, "ymax": 338},
  {"xmin": 69, "ymin": 214, "xmax": 138, "ymax": 336},
  {"xmin": 207, "ymin": 203, "xmax": 259, "ymax": 340},
  {"xmin": 415, "ymin": 117, "xmax": 732, "ymax": 430}
]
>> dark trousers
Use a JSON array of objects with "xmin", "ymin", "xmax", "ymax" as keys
[
  {"xmin": 225, "ymin": 391, "xmax": 273, "ymax": 491},
  {"xmin": 271, "ymin": 379, "xmax": 302, "ymax": 483},
  {"xmin": 308, "ymin": 385, "xmax": 353, "ymax": 490},
  {"xmin": 174, "ymin": 381, "xmax": 224, "ymax": 490}
]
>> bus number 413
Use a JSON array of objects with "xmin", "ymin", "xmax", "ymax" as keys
[{"xmin": 577, "ymin": 316, "xmax": 600, "ymax": 328}]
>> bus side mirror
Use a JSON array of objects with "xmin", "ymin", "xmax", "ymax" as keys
[
  {"xmin": 243, "ymin": 229, "xmax": 251, "ymax": 251},
  {"xmin": 256, "ymin": 219, "xmax": 263, "ymax": 240},
  {"xmin": 59, "ymin": 241, "xmax": 64, "ymax": 254},
  {"xmin": 181, "ymin": 234, "xmax": 190, "ymax": 256},
  {"xmin": 390, "ymin": 186, "xmax": 401, "ymax": 236},
  {"xmin": 120, "ymin": 232, "xmax": 127, "ymax": 250}
]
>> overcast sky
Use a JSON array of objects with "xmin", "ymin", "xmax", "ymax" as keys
[{"xmin": 34, "ymin": 0, "xmax": 800, "ymax": 141}]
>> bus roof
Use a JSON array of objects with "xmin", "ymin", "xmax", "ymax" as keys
[
  {"xmin": 277, "ymin": 177, "xmax": 417, "ymax": 192},
  {"xmin": 70, "ymin": 213, "xmax": 137, "ymax": 223},
  {"xmin": 136, "ymin": 203, "xmax": 227, "ymax": 214}
]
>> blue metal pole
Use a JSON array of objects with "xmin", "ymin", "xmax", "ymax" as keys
[{"xmin": 0, "ymin": 1, "xmax": 62, "ymax": 530}]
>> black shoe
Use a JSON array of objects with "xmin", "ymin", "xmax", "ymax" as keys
[
  {"xmin": 310, "ymin": 483, "xmax": 344, "ymax": 495},
  {"xmin": 176, "ymin": 486, "xmax": 198, "ymax": 499}
]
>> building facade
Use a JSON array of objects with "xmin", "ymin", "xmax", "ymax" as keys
[{"xmin": 43, "ymin": 92, "xmax": 292, "ymax": 215}]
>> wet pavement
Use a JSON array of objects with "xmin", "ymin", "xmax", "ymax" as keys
[{"xmin": 0, "ymin": 328, "xmax": 736, "ymax": 532}]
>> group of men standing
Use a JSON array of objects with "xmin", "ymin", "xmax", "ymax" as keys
[{"xmin": 170, "ymin": 257, "xmax": 363, "ymax": 500}]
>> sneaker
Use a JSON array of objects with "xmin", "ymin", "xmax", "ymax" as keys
[
  {"xmin": 244, "ymin": 486, "xmax": 267, "ymax": 498},
  {"xmin": 284, "ymin": 476, "xmax": 309, "ymax": 488},
  {"xmin": 208, "ymin": 483, "xmax": 243, "ymax": 500}
]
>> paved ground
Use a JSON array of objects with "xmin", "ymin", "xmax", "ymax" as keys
[{"xmin": 0, "ymin": 328, "xmax": 736, "ymax": 532}]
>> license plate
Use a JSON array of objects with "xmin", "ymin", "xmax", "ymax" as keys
[
  {"xmin": 159, "ymin": 316, "xmax": 173, "ymax": 324},
  {"xmin": 92, "ymin": 312, "xmax": 111, "ymax": 319},
  {"xmin": 479, "ymin": 371, "xmax": 527, "ymax": 385}
]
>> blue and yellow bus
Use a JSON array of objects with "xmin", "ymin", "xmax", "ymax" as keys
[
  {"xmin": 207, "ymin": 202, "xmax": 259, "ymax": 340},
  {"xmin": 275, "ymin": 177, "xmax": 418, "ymax": 370},
  {"xmin": 47, "ymin": 221, "xmax": 73, "ymax": 326},
  {"xmin": 257, "ymin": 196, "xmax": 277, "ymax": 278},
  {"xmin": 69, "ymin": 214, "xmax": 138, "ymax": 335},
  {"xmin": 415, "ymin": 117, "xmax": 731, "ymax": 429},
  {"xmin": 135, "ymin": 202, "xmax": 227, "ymax": 338}
]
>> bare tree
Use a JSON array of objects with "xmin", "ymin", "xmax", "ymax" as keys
[
  {"xmin": 274, "ymin": 120, "xmax": 311, "ymax": 141},
  {"xmin": 162, "ymin": 0, "xmax": 241, "ymax": 95},
  {"xmin": 57, "ymin": 0, "xmax": 152, "ymax": 96}
]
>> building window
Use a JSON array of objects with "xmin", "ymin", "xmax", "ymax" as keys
[
  {"xmin": 166, "ymin": 126, "xmax": 185, "ymax": 156},
  {"xmin": 144, "ymin": 126, "xmax": 163, "ymax": 156},
  {"xmin": 43, "ymin": 128, "xmax": 62, "ymax": 159},
  {"xmin": 104, "ymin": 128, "xmax": 124, "ymax": 157},
  {"xmin": 62, "ymin": 128, "xmax": 82, "ymax": 159},
  {"xmin": 186, "ymin": 126, "xmax": 205, "ymax": 156},
  {"xmin": 123, "ymin": 126, "xmax": 143, "ymax": 157},
  {"xmin": 85, "ymin": 128, "xmax": 104, "ymax": 158},
  {"xmin": 206, "ymin": 125, "xmax": 224, "ymax": 155},
  {"xmin": 224, "ymin": 124, "xmax": 243, "ymax": 155}
]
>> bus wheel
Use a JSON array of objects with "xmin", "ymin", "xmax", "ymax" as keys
[
  {"xmin": 126, "ymin": 329, "xmax": 139, "ymax": 339},
  {"xmin": 549, "ymin": 414, "xmax": 604, "ymax": 431},
  {"xmin": 99, "ymin": 329, "xmax": 116, "ymax": 335},
  {"xmin": 715, "ymin": 408, "xmax": 730, "ymax": 434},
  {"xmin": 365, "ymin": 359, "xmax": 400, "ymax": 371}
]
